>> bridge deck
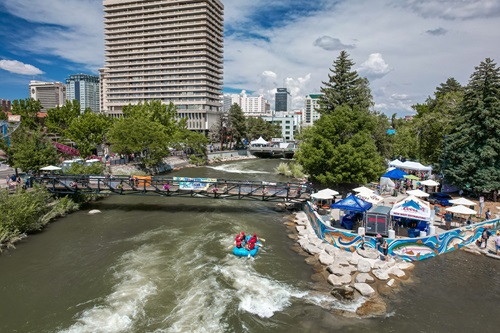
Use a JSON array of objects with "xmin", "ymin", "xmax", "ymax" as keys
[{"xmin": 32, "ymin": 175, "xmax": 312, "ymax": 202}]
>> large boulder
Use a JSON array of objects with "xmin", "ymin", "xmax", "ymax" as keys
[
  {"xmin": 303, "ymin": 243, "xmax": 322, "ymax": 255},
  {"xmin": 357, "ymin": 259, "xmax": 372, "ymax": 273},
  {"xmin": 355, "ymin": 273, "xmax": 375, "ymax": 283},
  {"xmin": 324, "ymin": 244, "xmax": 337, "ymax": 256},
  {"xmin": 331, "ymin": 285, "xmax": 356, "ymax": 301},
  {"xmin": 353, "ymin": 283, "xmax": 376, "ymax": 297},
  {"xmin": 327, "ymin": 264, "xmax": 356, "ymax": 276},
  {"xmin": 372, "ymin": 269, "xmax": 390, "ymax": 281},
  {"xmin": 397, "ymin": 262, "xmax": 415, "ymax": 270},
  {"xmin": 357, "ymin": 247, "xmax": 380, "ymax": 259},
  {"xmin": 318, "ymin": 252, "xmax": 335, "ymax": 266},
  {"xmin": 356, "ymin": 298, "xmax": 387, "ymax": 317},
  {"xmin": 389, "ymin": 267, "xmax": 406, "ymax": 278},
  {"xmin": 327, "ymin": 274, "xmax": 352, "ymax": 286}
]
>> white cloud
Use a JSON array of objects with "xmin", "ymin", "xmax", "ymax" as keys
[
  {"xmin": 0, "ymin": 60, "xmax": 44, "ymax": 75},
  {"xmin": 313, "ymin": 36, "xmax": 355, "ymax": 51},
  {"xmin": 396, "ymin": 0, "xmax": 500, "ymax": 20},
  {"xmin": 358, "ymin": 53, "xmax": 393, "ymax": 80}
]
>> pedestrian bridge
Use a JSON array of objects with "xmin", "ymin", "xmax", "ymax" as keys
[{"xmin": 32, "ymin": 175, "xmax": 312, "ymax": 203}]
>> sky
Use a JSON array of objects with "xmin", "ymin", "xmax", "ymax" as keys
[{"xmin": 1, "ymin": 0, "xmax": 500, "ymax": 117}]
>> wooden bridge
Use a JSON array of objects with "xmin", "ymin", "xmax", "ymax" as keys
[{"xmin": 31, "ymin": 175, "xmax": 312, "ymax": 203}]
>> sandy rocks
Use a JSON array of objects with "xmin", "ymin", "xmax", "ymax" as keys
[
  {"xmin": 372, "ymin": 269, "xmax": 390, "ymax": 281},
  {"xmin": 357, "ymin": 259, "xmax": 372, "ymax": 273},
  {"xmin": 318, "ymin": 252, "xmax": 335, "ymax": 266},
  {"xmin": 355, "ymin": 273, "xmax": 374, "ymax": 283},
  {"xmin": 353, "ymin": 283, "xmax": 376, "ymax": 297},
  {"xmin": 328, "ymin": 274, "xmax": 352, "ymax": 286}
]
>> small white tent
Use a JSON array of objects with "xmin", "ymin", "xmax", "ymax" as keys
[{"xmin": 250, "ymin": 137, "xmax": 268, "ymax": 146}]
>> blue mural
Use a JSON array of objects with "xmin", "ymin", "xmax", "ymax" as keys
[{"xmin": 304, "ymin": 202, "xmax": 500, "ymax": 262}]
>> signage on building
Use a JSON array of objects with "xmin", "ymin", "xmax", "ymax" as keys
[{"xmin": 8, "ymin": 115, "xmax": 21, "ymax": 122}]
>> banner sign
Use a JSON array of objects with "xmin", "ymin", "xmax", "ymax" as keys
[
  {"xmin": 8, "ymin": 115, "xmax": 21, "ymax": 122},
  {"xmin": 53, "ymin": 142, "xmax": 80, "ymax": 156},
  {"xmin": 173, "ymin": 177, "xmax": 217, "ymax": 191}
]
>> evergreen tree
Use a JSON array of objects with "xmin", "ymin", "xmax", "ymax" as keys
[
  {"xmin": 318, "ymin": 50, "xmax": 373, "ymax": 115},
  {"xmin": 228, "ymin": 103, "xmax": 246, "ymax": 148},
  {"xmin": 246, "ymin": 117, "xmax": 281, "ymax": 141},
  {"xmin": 445, "ymin": 58, "xmax": 500, "ymax": 195}
]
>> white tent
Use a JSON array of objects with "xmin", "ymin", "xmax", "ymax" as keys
[
  {"xmin": 406, "ymin": 189, "xmax": 430, "ymax": 198},
  {"xmin": 445, "ymin": 205, "xmax": 477, "ymax": 215},
  {"xmin": 352, "ymin": 186, "xmax": 374, "ymax": 193},
  {"xmin": 250, "ymin": 137, "xmax": 268, "ymax": 146},
  {"xmin": 311, "ymin": 192, "xmax": 334, "ymax": 200},
  {"xmin": 390, "ymin": 196, "xmax": 431, "ymax": 221},
  {"xmin": 40, "ymin": 165, "xmax": 62, "ymax": 171},
  {"xmin": 356, "ymin": 192, "xmax": 384, "ymax": 205},
  {"xmin": 389, "ymin": 159, "xmax": 432, "ymax": 172},
  {"xmin": 449, "ymin": 198, "xmax": 476, "ymax": 206},
  {"xmin": 420, "ymin": 179, "xmax": 440, "ymax": 186},
  {"xmin": 317, "ymin": 188, "xmax": 339, "ymax": 197}
]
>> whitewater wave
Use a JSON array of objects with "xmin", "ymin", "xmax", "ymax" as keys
[{"xmin": 207, "ymin": 164, "xmax": 269, "ymax": 174}]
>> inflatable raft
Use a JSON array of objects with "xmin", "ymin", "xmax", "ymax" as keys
[{"xmin": 232, "ymin": 236, "xmax": 261, "ymax": 257}]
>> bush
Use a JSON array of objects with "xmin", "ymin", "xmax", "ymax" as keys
[
  {"xmin": 275, "ymin": 162, "xmax": 292, "ymax": 176},
  {"xmin": 189, "ymin": 155, "xmax": 206, "ymax": 166}
]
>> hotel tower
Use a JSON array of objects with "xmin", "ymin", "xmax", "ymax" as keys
[{"xmin": 101, "ymin": 0, "xmax": 224, "ymax": 132}]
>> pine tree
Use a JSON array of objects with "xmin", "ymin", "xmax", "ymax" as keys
[
  {"xmin": 228, "ymin": 103, "xmax": 246, "ymax": 148},
  {"xmin": 318, "ymin": 50, "xmax": 373, "ymax": 115},
  {"xmin": 445, "ymin": 58, "xmax": 500, "ymax": 195}
]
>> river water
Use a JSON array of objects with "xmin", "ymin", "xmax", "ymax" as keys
[{"xmin": 0, "ymin": 159, "xmax": 499, "ymax": 333}]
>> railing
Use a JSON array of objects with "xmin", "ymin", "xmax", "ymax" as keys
[{"xmin": 31, "ymin": 175, "xmax": 312, "ymax": 203}]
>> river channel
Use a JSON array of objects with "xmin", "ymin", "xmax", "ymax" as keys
[{"xmin": 0, "ymin": 159, "xmax": 499, "ymax": 333}]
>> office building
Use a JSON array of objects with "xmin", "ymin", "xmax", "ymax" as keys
[
  {"xmin": 303, "ymin": 94, "xmax": 322, "ymax": 127},
  {"xmin": 0, "ymin": 99, "xmax": 11, "ymax": 113},
  {"xmin": 66, "ymin": 74, "xmax": 100, "ymax": 113},
  {"xmin": 262, "ymin": 113, "xmax": 296, "ymax": 141},
  {"xmin": 29, "ymin": 81, "xmax": 66, "ymax": 111},
  {"xmin": 275, "ymin": 88, "xmax": 292, "ymax": 112},
  {"xmin": 223, "ymin": 91, "xmax": 271, "ymax": 116},
  {"xmin": 102, "ymin": 0, "xmax": 224, "ymax": 131}
]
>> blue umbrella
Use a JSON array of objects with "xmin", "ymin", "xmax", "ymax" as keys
[{"xmin": 382, "ymin": 168, "xmax": 408, "ymax": 179}]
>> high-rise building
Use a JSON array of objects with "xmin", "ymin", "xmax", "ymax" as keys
[
  {"xmin": 223, "ymin": 91, "xmax": 271, "ymax": 116},
  {"xmin": 303, "ymin": 94, "xmax": 322, "ymax": 126},
  {"xmin": 275, "ymin": 88, "xmax": 292, "ymax": 112},
  {"xmin": 66, "ymin": 74, "xmax": 100, "ymax": 113},
  {"xmin": 29, "ymin": 81, "xmax": 66, "ymax": 111},
  {"xmin": 0, "ymin": 99, "xmax": 11, "ymax": 113},
  {"xmin": 101, "ymin": 0, "xmax": 224, "ymax": 131}
]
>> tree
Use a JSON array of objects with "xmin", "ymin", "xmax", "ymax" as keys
[
  {"xmin": 1, "ymin": 129, "xmax": 58, "ymax": 172},
  {"xmin": 45, "ymin": 100, "xmax": 81, "ymax": 135},
  {"xmin": 246, "ymin": 117, "xmax": 281, "ymax": 141},
  {"xmin": 296, "ymin": 105, "xmax": 385, "ymax": 185},
  {"xmin": 11, "ymin": 98, "xmax": 43, "ymax": 130},
  {"xmin": 209, "ymin": 112, "xmax": 229, "ymax": 149},
  {"xmin": 318, "ymin": 50, "xmax": 373, "ymax": 115},
  {"xmin": 228, "ymin": 103, "xmax": 246, "ymax": 148},
  {"xmin": 107, "ymin": 117, "xmax": 170, "ymax": 168},
  {"xmin": 445, "ymin": 58, "xmax": 500, "ymax": 195},
  {"xmin": 66, "ymin": 110, "xmax": 113, "ymax": 158},
  {"xmin": 123, "ymin": 101, "xmax": 179, "ymax": 138}
]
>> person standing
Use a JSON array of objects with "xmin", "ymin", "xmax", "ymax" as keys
[
  {"xmin": 485, "ymin": 209, "xmax": 491, "ymax": 220},
  {"xmin": 495, "ymin": 231, "xmax": 500, "ymax": 256}
]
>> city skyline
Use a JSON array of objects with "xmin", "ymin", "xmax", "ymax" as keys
[{"xmin": 1, "ymin": 0, "xmax": 500, "ymax": 117}]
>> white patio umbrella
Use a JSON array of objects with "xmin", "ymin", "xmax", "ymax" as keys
[
  {"xmin": 352, "ymin": 186, "xmax": 374, "ymax": 193},
  {"xmin": 449, "ymin": 198, "xmax": 477, "ymax": 206},
  {"xmin": 445, "ymin": 205, "xmax": 477, "ymax": 215},
  {"xmin": 40, "ymin": 165, "xmax": 62, "ymax": 171},
  {"xmin": 406, "ymin": 189, "xmax": 430, "ymax": 197},
  {"xmin": 317, "ymin": 188, "xmax": 339, "ymax": 197},
  {"xmin": 356, "ymin": 192, "xmax": 384, "ymax": 204},
  {"xmin": 420, "ymin": 179, "xmax": 440, "ymax": 186}
]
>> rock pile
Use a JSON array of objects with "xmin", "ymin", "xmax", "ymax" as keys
[{"xmin": 291, "ymin": 211, "xmax": 415, "ymax": 317}]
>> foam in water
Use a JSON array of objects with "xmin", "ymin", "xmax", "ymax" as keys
[
  {"xmin": 207, "ymin": 163, "xmax": 268, "ymax": 174},
  {"xmin": 58, "ymin": 244, "xmax": 161, "ymax": 333}
]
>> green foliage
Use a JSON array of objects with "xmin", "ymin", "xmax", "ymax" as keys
[
  {"xmin": 246, "ymin": 117, "xmax": 281, "ymax": 141},
  {"xmin": 445, "ymin": 58, "xmax": 500, "ymax": 193},
  {"xmin": 64, "ymin": 161, "xmax": 104, "ymax": 175},
  {"xmin": 228, "ymin": 104, "xmax": 247, "ymax": 148},
  {"xmin": 0, "ymin": 111, "xmax": 7, "ymax": 121},
  {"xmin": 209, "ymin": 113, "xmax": 229, "ymax": 149},
  {"xmin": 173, "ymin": 129, "xmax": 208, "ymax": 156},
  {"xmin": 290, "ymin": 163, "xmax": 306, "ymax": 179},
  {"xmin": 275, "ymin": 162, "xmax": 292, "ymax": 176},
  {"xmin": 189, "ymin": 154, "xmax": 206, "ymax": 166},
  {"xmin": 2, "ymin": 129, "xmax": 59, "ymax": 172},
  {"xmin": 11, "ymin": 98, "xmax": 43, "ymax": 130},
  {"xmin": 123, "ymin": 101, "xmax": 179, "ymax": 137},
  {"xmin": 66, "ymin": 110, "xmax": 113, "ymax": 158},
  {"xmin": 318, "ymin": 51, "xmax": 373, "ymax": 115},
  {"xmin": 107, "ymin": 117, "xmax": 170, "ymax": 168},
  {"xmin": 296, "ymin": 105, "xmax": 385, "ymax": 185},
  {"xmin": 45, "ymin": 100, "xmax": 81, "ymax": 135}
]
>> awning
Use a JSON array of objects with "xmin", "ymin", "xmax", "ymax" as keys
[
  {"xmin": 448, "ymin": 197, "xmax": 476, "ymax": 206},
  {"xmin": 406, "ymin": 189, "xmax": 430, "ymax": 197},
  {"xmin": 445, "ymin": 205, "xmax": 477, "ymax": 215},
  {"xmin": 331, "ymin": 194, "xmax": 373, "ymax": 212},
  {"xmin": 420, "ymin": 179, "xmax": 440, "ymax": 186}
]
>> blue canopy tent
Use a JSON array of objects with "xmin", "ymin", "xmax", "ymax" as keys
[
  {"xmin": 330, "ymin": 194, "xmax": 373, "ymax": 230},
  {"xmin": 382, "ymin": 168, "xmax": 408, "ymax": 179}
]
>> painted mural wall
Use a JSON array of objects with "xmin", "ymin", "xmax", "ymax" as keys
[{"xmin": 304, "ymin": 202, "xmax": 500, "ymax": 262}]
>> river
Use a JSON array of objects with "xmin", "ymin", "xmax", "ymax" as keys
[{"xmin": 0, "ymin": 159, "xmax": 499, "ymax": 333}]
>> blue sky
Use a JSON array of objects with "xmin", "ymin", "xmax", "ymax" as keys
[{"xmin": 1, "ymin": 0, "xmax": 500, "ymax": 117}]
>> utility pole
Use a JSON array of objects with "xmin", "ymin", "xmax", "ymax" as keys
[{"xmin": 442, "ymin": 135, "xmax": 447, "ymax": 192}]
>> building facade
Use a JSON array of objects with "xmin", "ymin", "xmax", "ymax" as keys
[
  {"xmin": 303, "ymin": 94, "xmax": 322, "ymax": 127},
  {"xmin": 223, "ymin": 91, "xmax": 271, "ymax": 116},
  {"xmin": 66, "ymin": 74, "xmax": 100, "ymax": 113},
  {"xmin": 275, "ymin": 87, "xmax": 292, "ymax": 112},
  {"xmin": 0, "ymin": 99, "xmax": 11, "ymax": 113},
  {"xmin": 29, "ymin": 81, "xmax": 66, "ymax": 111},
  {"xmin": 101, "ymin": 0, "xmax": 224, "ymax": 131},
  {"xmin": 262, "ymin": 113, "xmax": 296, "ymax": 141}
]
